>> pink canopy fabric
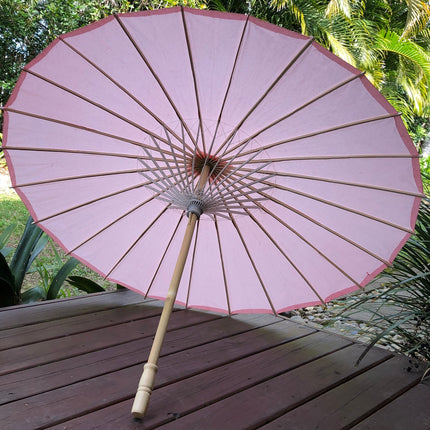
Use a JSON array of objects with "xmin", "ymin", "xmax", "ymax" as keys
[{"xmin": 3, "ymin": 7, "xmax": 423, "ymax": 315}]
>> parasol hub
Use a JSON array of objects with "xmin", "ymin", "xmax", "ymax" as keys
[
  {"xmin": 187, "ymin": 152, "xmax": 232, "ymax": 184},
  {"xmin": 186, "ymin": 198, "xmax": 204, "ymax": 219}
]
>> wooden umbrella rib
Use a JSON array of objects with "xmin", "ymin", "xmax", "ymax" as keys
[
  {"xmin": 114, "ymin": 14, "xmax": 197, "ymax": 151},
  {"xmin": 12, "ymin": 167, "xmax": 170, "ymax": 188},
  {"xmin": 4, "ymin": 145, "xmax": 171, "ymax": 164},
  {"xmin": 256, "ymin": 178, "xmax": 415, "ymax": 234},
  {"xmin": 215, "ymin": 36, "xmax": 315, "ymax": 158},
  {"xmin": 145, "ymin": 214, "xmax": 184, "ymax": 298},
  {"xmin": 213, "ymin": 167, "xmax": 274, "ymax": 205},
  {"xmin": 180, "ymin": 124, "xmax": 193, "ymax": 193},
  {"xmin": 128, "ymin": 165, "xmax": 171, "ymax": 202},
  {"xmin": 225, "ymin": 112, "xmax": 402, "ymax": 161},
  {"xmin": 214, "ymin": 215, "xmax": 232, "ymax": 316},
  {"xmin": 210, "ymin": 187, "xmax": 272, "ymax": 211},
  {"xmin": 58, "ymin": 36, "xmax": 188, "ymax": 148},
  {"xmin": 234, "ymin": 179, "xmax": 391, "ymax": 266},
  {"xmin": 212, "ymin": 148, "xmax": 266, "ymax": 192},
  {"xmin": 105, "ymin": 205, "xmax": 171, "ymax": 279},
  {"xmin": 228, "ymin": 213, "xmax": 278, "ymax": 315},
  {"xmin": 68, "ymin": 194, "xmax": 159, "ymax": 255},
  {"xmin": 181, "ymin": 7, "xmax": 206, "ymax": 154},
  {"xmin": 206, "ymin": 135, "xmax": 255, "ymax": 187},
  {"xmin": 24, "ymin": 68, "xmax": 171, "ymax": 146},
  {"xmin": 205, "ymin": 188, "xmax": 271, "ymax": 208},
  {"xmin": 223, "ymin": 71, "xmax": 366, "ymax": 157},
  {"xmin": 235, "ymin": 153, "xmax": 419, "ymax": 164},
  {"xmin": 258, "ymin": 188, "xmax": 392, "ymax": 266},
  {"xmin": 155, "ymin": 132, "xmax": 188, "ymax": 196},
  {"xmin": 185, "ymin": 218, "xmax": 200, "ymax": 309},
  {"xmin": 255, "ymin": 201, "xmax": 364, "ymax": 291},
  {"xmin": 212, "ymin": 171, "xmax": 274, "ymax": 202},
  {"xmin": 226, "ymin": 178, "xmax": 364, "ymax": 293},
  {"xmin": 33, "ymin": 172, "xmax": 175, "ymax": 224},
  {"xmin": 4, "ymin": 107, "xmax": 179, "ymax": 156},
  {"xmin": 139, "ymin": 136, "xmax": 178, "ymax": 194},
  {"xmin": 239, "ymin": 168, "xmax": 426, "ymax": 198},
  {"xmin": 205, "ymin": 15, "xmax": 250, "ymax": 159},
  {"xmin": 33, "ymin": 182, "xmax": 147, "ymax": 224},
  {"xmin": 228, "ymin": 190, "xmax": 326, "ymax": 305},
  {"xmin": 139, "ymin": 177, "xmax": 184, "ymax": 206}
]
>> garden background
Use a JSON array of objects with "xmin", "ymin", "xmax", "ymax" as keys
[{"xmin": 1, "ymin": 0, "xmax": 429, "ymax": 368}]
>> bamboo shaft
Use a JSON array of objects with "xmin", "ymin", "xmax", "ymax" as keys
[{"xmin": 131, "ymin": 166, "xmax": 210, "ymax": 419}]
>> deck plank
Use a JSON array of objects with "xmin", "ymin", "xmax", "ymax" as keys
[
  {"xmin": 0, "ymin": 307, "xmax": 219, "ymax": 375},
  {"xmin": 0, "ymin": 289, "xmax": 427, "ymax": 430},
  {"xmin": 0, "ymin": 300, "xmax": 161, "ymax": 350},
  {"xmin": 350, "ymin": 382, "xmax": 430, "ymax": 430},
  {"xmin": 155, "ymin": 344, "xmax": 392, "ymax": 430},
  {"xmin": 0, "ymin": 314, "xmax": 280, "ymax": 404},
  {"xmin": 1, "ymin": 317, "xmax": 310, "ymax": 429},
  {"xmin": 51, "ymin": 331, "xmax": 352, "ymax": 430},
  {"xmin": 0, "ymin": 290, "xmax": 145, "ymax": 330},
  {"xmin": 257, "ymin": 355, "xmax": 425, "ymax": 429}
]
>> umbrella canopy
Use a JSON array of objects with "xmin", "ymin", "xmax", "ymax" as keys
[
  {"xmin": 2, "ymin": 6, "xmax": 423, "ymax": 417},
  {"xmin": 3, "ymin": 7, "xmax": 422, "ymax": 313}
]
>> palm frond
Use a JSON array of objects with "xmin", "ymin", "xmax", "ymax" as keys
[
  {"xmin": 324, "ymin": 31, "xmax": 357, "ymax": 65},
  {"xmin": 325, "ymin": 0, "xmax": 352, "ymax": 18},
  {"xmin": 402, "ymin": 0, "xmax": 430, "ymax": 39},
  {"xmin": 375, "ymin": 30, "xmax": 430, "ymax": 79}
]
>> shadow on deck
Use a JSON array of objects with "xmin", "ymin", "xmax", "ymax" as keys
[{"xmin": 0, "ymin": 289, "xmax": 429, "ymax": 429}]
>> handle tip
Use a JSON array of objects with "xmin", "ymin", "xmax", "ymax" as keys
[{"xmin": 131, "ymin": 362, "xmax": 158, "ymax": 419}]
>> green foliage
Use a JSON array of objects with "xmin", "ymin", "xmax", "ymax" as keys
[
  {"xmin": 0, "ymin": 195, "xmax": 29, "ymax": 234},
  {"xmin": 9, "ymin": 217, "xmax": 46, "ymax": 293},
  {"xmin": 0, "ymin": 215, "xmax": 104, "ymax": 306},
  {"xmin": 269, "ymin": 0, "xmax": 430, "ymax": 131},
  {"xmin": 343, "ymin": 196, "xmax": 430, "ymax": 367},
  {"xmin": 0, "ymin": 223, "xmax": 16, "ymax": 258},
  {"xmin": 0, "ymin": 216, "xmax": 45, "ymax": 306},
  {"xmin": 67, "ymin": 276, "xmax": 107, "ymax": 294},
  {"xmin": 421, "ymin": 158, "xmax": 430, "ymax": 195},
  {"xmin": 0, "ymin": 0, "xmax": 207, "ymax": 132},
  {"xmin": 0, "ymin": 134, "xmax": 5, "ymax": 168},
  {"xmin": 0, "ymin": 252, "xmax": 16, "ymax": 306},
  {"xmin": 21, "ymin": 256, "xmax": 80, "ymax": 303}
]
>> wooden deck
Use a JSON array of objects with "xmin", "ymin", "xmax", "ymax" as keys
[{"xmin": 1, "ymin": 289, "xmax": 429, "ymax": 430}]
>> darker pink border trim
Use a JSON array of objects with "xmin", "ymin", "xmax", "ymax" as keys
[
  {"xmin": 4, "ymin": 70, "xmax": 28, "ymax": 109},
  {"xmin": 61, "ymin": 15, "xmax": 116, "ymax": 41},
  {"xmin": 25, "ymin": 38, "xmax": 61, "ymax": 70},
  {"xmin": 360, "ymin": 76, "xmax": 397, "ymax": 115},
  {"xmin": 311, "ymin": 41, "xmax": 359, "ymax": 75},
  {"xmin": 118, "ymin": 6, "xmax": 181, "ymax": 19},
  {"xmin": 184, "ymin": 6, "xmax": 246, "ymax": 22},
  {"xmin": 248, "ymin": 15, "xmax": 308, "ymax": 40}
]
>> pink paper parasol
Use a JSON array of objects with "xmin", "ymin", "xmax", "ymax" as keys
[{"xmin": 2, "ymin": 7, "xmax": 423, "ymax": 417}]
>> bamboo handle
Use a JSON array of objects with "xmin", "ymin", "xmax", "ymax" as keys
[
  {"xmin": 131, "ymin": 363, "xmax": 158, "ymax": 418},
  {"xmin": 131, "ymin": 165, "xmax": 210, "ymax": 419}
]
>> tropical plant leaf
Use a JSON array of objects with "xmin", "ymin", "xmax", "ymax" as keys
[
  {"xmin": 21, "ymin": 286, "xmax": 47, "ymax": 304},
  {"xmin": 0, "ymin": 251, "xmax": 17, "ymax": 307},
  {"xmin": 375, "ymin": 30, "xmax": 430, "ymax": 80},
  {"xmin": 46, "ymin": 257, "xmax": 80, "ymax": 300},
  {"xmin": 325, "ymin": 0, "xmax": 352, "ymax": 18},
  {"xmin": 9, "ymin": 216, "xmax": 45, "ymax": 291},
  {"xmin": 356, "ymin": 313, "xmax": 418, "ymax": 365},
  {"xmin": 26, "ymin": 234, "xmax": 49, "ymax": 274},
  {"xmin": 402, "ymin": 0, "xmax": 430, "ymax": 38},
  {"xmin": 342, "ymin": 197, "xmax": 430, "ymax": 364},
  {"xmin": 67, "ymin": 275, "xmax": 106, "ymax": 294},
  {"xmin": 0, "ymin": 223, "xmax": 16, "ymax": 251}
]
